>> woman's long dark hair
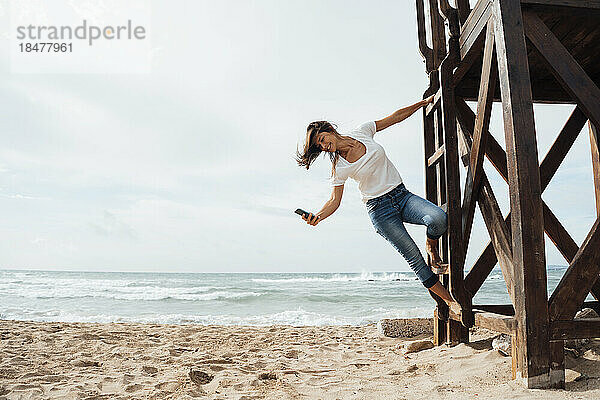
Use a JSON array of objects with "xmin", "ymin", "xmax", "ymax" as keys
[{"xmin": 295, "ymin": 121, "xmax": 340, "ymax": 178}]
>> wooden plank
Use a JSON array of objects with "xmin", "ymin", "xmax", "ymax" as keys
[
  {"xmin": 541, "ymin": 203, "xmax": 578, "ymax": 262},
  {"xmin": 477, "ymin": 177, "xmax": 516, "ymax": 305},
  {"xmin": 473, "ymin": 304, "xmax": 515, "ymax": 315},
  {"xmin": 456, "ymin": 98, "xmax": 583, "ymax": 272},
  {"xmin": 439, "ymin": 59, "xmax": 468, "ymax": 307},
  {"xmin": 464, "ymin": 237, "xmax": 499, "ymax": 297},
  {"xmin": 424, "ymin": 82, "xmax": 449, "ymax": 347},
  {"xmin": 523, "ymin": 11, "xmax": 600, "ymax": 128},
  {"xmin": 539, "ymin": 107, "xmax": 588, "ymax": 191},
  {"xmin": 473, "ymin": 311, "xmax": 517, "ymax": 334},
  {"xmin": 590, "ymin": 122, "xmax": 600, "ymax": 301},
  {"xmin": 425, "ymin": 88, "xmax": 442, "ymax": 116},
  {"xmin": 455, "ymin": 101, "xmax": 515, "ymax": 304},
  {"xmin": 454, "ymin": 28, "xmax": 486, "ymax": 87},
  {"xmin": 512, "ymin": 334, "xmax": 518, "ymax": 380},
  {"xmin": 591, "ymin": 122, "xmax": 600, "ymax": 216},
  {"xmin": 462, "ymin": 21, "xmax": 497, "ymax": 256},
  {"xmin": 549, "ymin": 218, "xmax": 600, "ymax": 321},
  {"xmin": 427, "ymin": 144, "xmax": 445, "ymax": 167},
  {"xmin": 520, "ymin": 0, "xmax": 600, "ymax": 9},
  {"xmin": 494, "ymin": 0, "xmax": 551, "ymax": 387},
  {"xmin": 434, "ymin": 308, "xmax": 448, "ymax": 345},
  {"xmin": 551, "ymin": 318, "xmax": 600, "ymax": 340},
  {"xmin": 549, "ymin": 341, "xmax": 565, "ymax": 389},
  {"xmin": 460, "ymin": 0, "xmax": 492, "ymax": 52}
]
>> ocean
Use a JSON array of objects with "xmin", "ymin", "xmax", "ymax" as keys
[{"xmin": 0, "ymin": 266, "xmax": 577, "ymax": 326}]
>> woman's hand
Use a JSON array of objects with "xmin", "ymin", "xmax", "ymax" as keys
[{"xmin": 302, "ymin": 213, "xmax": 321, "ymax": 226}]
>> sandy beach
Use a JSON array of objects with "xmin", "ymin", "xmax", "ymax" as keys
[{"xmin": 0, "ymin": 319, "xmax": 598, "ymax": 399}]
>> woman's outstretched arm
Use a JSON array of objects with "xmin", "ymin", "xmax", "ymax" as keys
[
  {"xmin": 375, "ymin": 95, "xmax": 435, "ymax": 132},
  {"xmin": 302, "ymin": 185, "xmax": 344, "ymax": 226}
]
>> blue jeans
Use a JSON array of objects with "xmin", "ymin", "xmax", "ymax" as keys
[{"xmin": 366, "ymin": 183, "xmax": 448, "ymax": 289}]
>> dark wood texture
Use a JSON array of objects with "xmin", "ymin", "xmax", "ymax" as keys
[
  {"xmin": 473, "ymin": 304, "xmax": 515, "ymax": 315},
  {"xmin": 551, "ymin": 318, "xmax": 600, "ymax": 340},
  {"xmin": 427, "ymin": 144, "xmax": 445, "ymax": 167},
  {"xmin": 521, "ymin": 0, "xmax": 600, "ymax": 9},
  {"xmin": 523, "ymin": 10, "xmax": 600, "ymax": 127},
  {"xmin": 455, "ymin": 103, "xmax": 515, "ymax": 305},
  {"xmin": 590, "ymin": 122, "xmax": 600, "ymax": 301},
  {"xmin": 549, "ymin": 341, "xmax": 565, "ymax": 389},
  {"xmin": 539, "ymin": 107, "xmax": 587, "ymax": 191},
  {"xmin": 591, "ymin": 123, "xmax": 600, "ymax": 214},
  {"xmin": 461, "ymin": 21, "xmax": 497, "ymax": 256},
  {"xmin": 456, "ymin": 2, "xmax": 600, "ymax": 103},
  {"xmin": 494, "ymin": 0, "xmax": 551, "ymax": 387},
  {"xmin": 549, "ymin": 219, "xmax": 600, "ymax": 321},
  {"xmin": 416, "ymin": 0, "xmax": 434, "ymax": 73},
  {"xmin": 473, "ymin": 311, "xmax": 517, "ymax": 334}
]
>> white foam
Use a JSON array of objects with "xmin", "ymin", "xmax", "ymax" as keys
[
  {"xmin": 251, "ymin": 271, "xmax": 415, "ymax": 283},
  {"xmin": 0, "ymin": 306, "xmax": 434, "ymax": 326}
]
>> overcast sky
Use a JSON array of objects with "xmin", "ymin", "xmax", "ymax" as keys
[{"xmin": 0, "ymin": 0, "xmax": 596, "ymax": 273}]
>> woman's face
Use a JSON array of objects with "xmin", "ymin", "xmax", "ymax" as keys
[{"xmin": 314, "ymin": 131, "xmax": 337, "ymax": 153}]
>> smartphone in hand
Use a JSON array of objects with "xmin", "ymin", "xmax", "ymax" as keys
[{"xmin": 295, "ymin": 208, "xmax": 319, "ymax": 223}]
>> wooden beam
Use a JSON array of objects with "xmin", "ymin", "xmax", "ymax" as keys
[
  {"xmin": 549, "ymin": 341, "xmax": 565, "ymax": 389},
  {"xmin": 590, "ymin": 123, "xmax": 600, "ymax": 217},
  {"xmin": 473, "ymin": 304, "xmax": 515, "ymax": 316},
  {"xmin": 423, "ymin": 81, "xmax": 451, "ymax": 345},
  {"xmin": 455, "ymin": 29, "xmax": 486, "ymax": 87},
  {"xmin": 523, "ymin": 10, "xmax": 600, "ymax": 128},
  {"xmin": 459, "ymin": 0, "xmax": 493, "ymax": 60},
  {"xmin": 473, "ymin": 311, "xmax": 517, "ymax": 334},
  {"xmin": 541, "ymin": 203, "xmax": 578, "ymax": 262},
  {"xmin": 464, "ymin": 236, "xmax": 499, "ymax": 297},
  {"xmin": 590, "ymin": 122, "xmax": 600, "ymax": 301},
  {"xmin": 439, "ymin": 59, "xmax": 468, "ymax": 308},
  {"xmin": 551, "ymin": 318, "xmax": 600, "ymax": 340},
  {"xmin": 427, "ymin": 144, "xmax": 445, "ymax": 167},
  {"xmin": 539, "ymin": 107, "xmax": 588, "ymax": 191},
  {"xmin": 494, "ymin": 0, "xmax": 551, "ymax": 387},
  {"xmin": 549, "ymin": 218, "xmax": 600, "ymax": 321},
  {"xmin": 520, "ymin": 0, "xmax": 600, "ymax": 9},
  {"xmin": 456, "ymin": 98, "xmax": 585, "ymax": 272},
  {"xmin": 425, "ymin": 88, "xmax": 442, "ymax": 116},
  {"xmin": 462, "ymin": 21, "xmax": 497, "ymax": 256},
  {"xmin": 477, "ymin": 177, "xmax": 516, "ymax": 305},
  {"xmin": 455, "ymin": 109, "xmax": 515, "ymax": 305}
]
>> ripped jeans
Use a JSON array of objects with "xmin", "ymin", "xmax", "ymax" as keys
[{"xmin": 366, "ymin": 183, "xmax": 448, "ymax": 289}]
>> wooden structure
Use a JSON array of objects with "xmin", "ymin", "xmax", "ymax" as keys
[{"xmin": 415, "ymin": 0, "xmax": 600, "ymax": 389}]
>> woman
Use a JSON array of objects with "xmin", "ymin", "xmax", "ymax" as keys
[{"xmin": 295, "ymin": 96, "xmax": 459, "ymax": 310}]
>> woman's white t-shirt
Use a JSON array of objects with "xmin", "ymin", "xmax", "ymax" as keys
[{"xmin": 331, "ymin": 121, "xmax": 403, "ymax": 203}]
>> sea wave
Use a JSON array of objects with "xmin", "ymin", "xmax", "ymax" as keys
[
  {"xmin": 251, "ymin": 271, "xmax": 416, "ymax": 283},
  {"xmin": 0, "ymin": 285, "xmax": 267, "ymax": 301},
  {"xmin": 0, "ymin": 306, "xmax": 434, "ymax": 326}
]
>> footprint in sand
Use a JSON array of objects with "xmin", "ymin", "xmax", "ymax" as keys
[
  {"xmin": 142, "ymin": 365, "xmax": 159, "ymax": 375},
  {"xmin": 125, "ymin": 383, "xmax": 143, "ymax": 392}
]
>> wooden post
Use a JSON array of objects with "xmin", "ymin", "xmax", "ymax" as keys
[
  {"xmin": 590, "ymin": 122, "xmax": 600, "ymax": 299},
  {"xmin": 493, "ymin": 0, "xmax": 552, "ymax": 388}
]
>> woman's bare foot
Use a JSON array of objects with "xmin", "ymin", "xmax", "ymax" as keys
[
  {"xmin": 428, "ymin": 281, "xmax": 462, "ymax": 315},
  {"xmin": 425, "ymin": 238, "xmax": 448, "ymax": 274}
]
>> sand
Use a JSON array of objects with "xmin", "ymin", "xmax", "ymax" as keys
[{"xmin": 1, "ymin": 319, "xmax": 599, "ymax": 399}]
